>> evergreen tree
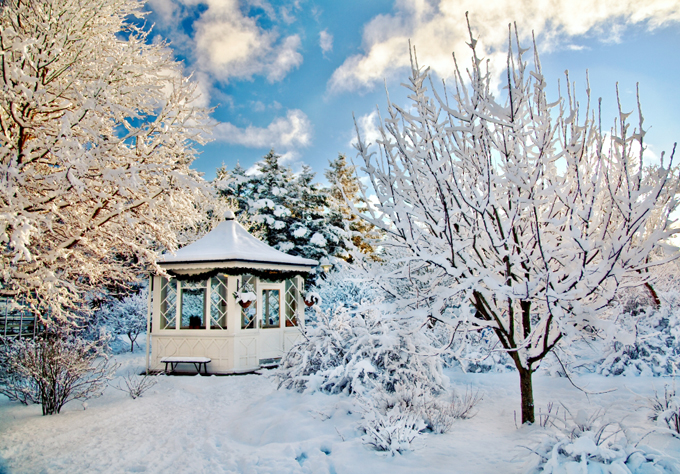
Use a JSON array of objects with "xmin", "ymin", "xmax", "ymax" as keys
[
  {"xmin": 325, "ymin": 154, "xmax": 380, "ymax": 260},
  {"xmin": 215, "ymin": 151, "xmax": 344, "ymax": 263}
]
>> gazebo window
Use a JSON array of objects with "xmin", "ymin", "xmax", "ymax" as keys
[
  {"xmin": 160, "ymin": 277, "xmax": 177, "ymax": 329},
  {"xmin": 284, "ymin": 279, "xmax": 299, "ymax": 327},
  {"xmin": 210, "ymin": 275, "xmax": 228, "ymax": 329},
  {"xmin": 262, "ymin": 289, "xmax": 280, "ymax": 328},
  {"xmin": 180, "ymin": 280, "xmax": 206, "ymax": 329},
  {"xmin": 241, "ymin": 275, "xmax": 257, "ymax": 330}
]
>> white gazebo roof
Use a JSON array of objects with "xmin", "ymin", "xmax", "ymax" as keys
[{"xmin": 158, "ymin": 211, "xmax": 318, "ymax": 273}]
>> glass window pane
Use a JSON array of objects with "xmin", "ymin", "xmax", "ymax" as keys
[
  {"xmin": 262, "ymin": 289, "xmax": 280, "ymax": 328},
  {"xmin": 180, "ymin": 280, "xmax": 206, "ymax": 329},
  {"xmin": 160, "ymin": 277, "xmax": 177, "ymax": 330}
]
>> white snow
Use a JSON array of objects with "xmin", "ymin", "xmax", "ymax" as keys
[
  {"xmin": 310, "ymin": 232, "xmax": 327, "ymax": 247},
  {"xmin": 1, "ymin": 344, "xmax": 678, "ymax": 473},
  {"xmin": 293, "ymin": 227, "xmax": 309, "ymax": 238},
  {"xmin": 158, "ymin": 218, "xmax": 317, "ymax": 268}
]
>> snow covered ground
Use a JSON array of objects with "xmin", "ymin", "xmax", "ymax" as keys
[{"xmin": 1, "ymin": 342, "xmax": 679, "ymax": 474}]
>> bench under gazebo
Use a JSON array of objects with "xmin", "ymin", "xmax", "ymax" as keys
[{"xmin": 146, "ymin": 210, "xmax": 317, "ymax": 374}]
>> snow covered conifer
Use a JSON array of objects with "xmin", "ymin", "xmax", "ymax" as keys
[
  {"xmin": 216, "ymin": 151, "xmax": 344, "ymax": 263},
  {"xmin": 354, "ymin": 23, "xmax": 679, "ymax": 424},
  {"xmin": 325, "ymin": 154, "xmax": 380, "ymax": 261},
  {"xmin": 0, "ymin": 0, "xmax": 211, "ymax": 324}
]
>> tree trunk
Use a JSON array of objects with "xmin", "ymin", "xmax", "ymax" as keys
[{"xmin": 518, "ymin": 367, "xmax": 535, "ymax": 424}]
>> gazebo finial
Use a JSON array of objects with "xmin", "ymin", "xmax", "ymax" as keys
[{"xmin": 224, "ymin": 210, "xmax": 235, "ymax": 220}]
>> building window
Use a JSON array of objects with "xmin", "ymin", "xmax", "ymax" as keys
[
  {"xmin": 262, "ymin": 289, "xmax": 280, "ymax": 328},
  {"xmin": 180, "ymin": 280, "xmax": 206, "ymax": 329}
]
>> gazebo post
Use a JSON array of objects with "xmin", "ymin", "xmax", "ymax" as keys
[{"xmin": 145, "ymin": 274, "xmax": 153, "ymax": 375}]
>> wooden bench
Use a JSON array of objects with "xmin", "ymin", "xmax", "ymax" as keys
[{"xmin": 160, "ymin": 356, "xmax": 211, "ymax": 375}]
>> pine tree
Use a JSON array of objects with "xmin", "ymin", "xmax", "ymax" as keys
[
  {"xmin": 215, "ymin": 151, "xmax": 344, "ymax": 263},
  {"xmin": 325, "ymin": 154, "xmax": 380, "ymax": 261}
]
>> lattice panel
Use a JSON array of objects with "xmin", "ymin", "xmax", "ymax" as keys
[
  {"xmin": 160, "ymin": 278, "xmax": 177, "ymax": 329},
  {"xmin": 284, "ymin": 279, "xmax": 299, "ymax": 327},
  {"xmin": 210, "ymin": 276, "xmax": 228, "ymax": 329},
  {"xmin": 240, "ymin": 275, "xmax": 257, "ymax": 330}
]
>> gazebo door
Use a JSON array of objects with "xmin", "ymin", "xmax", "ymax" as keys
[{"xmin": 258, "ymin": 283, "xmax": 284, "ymax": 361}]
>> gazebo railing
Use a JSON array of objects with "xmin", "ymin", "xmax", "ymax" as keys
[{"xmin": 0, "ymin": 296, "xmax": 39, "ymax": 339}]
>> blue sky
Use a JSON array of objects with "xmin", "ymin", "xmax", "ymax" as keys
[{"xmin": 143, "ymin": 0, "xmax": 680, "ymax": 183}]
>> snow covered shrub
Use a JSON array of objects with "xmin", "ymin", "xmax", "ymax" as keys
[
  {"xmin": 113, "ymin": 371, "xmax": 157, "ymax": 400},
  {"xmin": 419, "ymin": 387, "xmax": 483, "ymax": 434},
  {"xmin": 0, "ymin": 332, "xmax": 116, "ymax": 415},
  {"xmin": 360, "ymin": 396, "xmax": 427, "ymax": 455},
  {"xmin": 649, "ymin": 384, "xmax": 680, "ymax": 436},
  {"xmin": 597, "ymin": 287, "xmax": 680, "ymax": 377},
  {"xmin": 528, "ymin": 409, "xmax": 680, "ymax": 473},
  {"xmin": 276, "ymin": 304, "xmax": 446, "ymax": 397},
  {"xmin": 358, "ymin": 382, "xmax": 482, "ymax": 453}
]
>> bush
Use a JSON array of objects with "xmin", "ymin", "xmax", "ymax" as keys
[
  {"xmin": 276, "ymin": 304, "xmax": 447, "ymax": 397},
  {"xmin": 597, "ymin": 289, "xmax": 680, "ymax": 377},
  {"xmin": 0, "ymin": 332, "xmax": 116, "ymax": 415},
  {"xmin": 649, "ymin": 384, "xmax": 680, "ymax": 437},
  {"xmin": 528, "ymin": 408, "xmax": 680, "ymax": 473},
  {"xmin": 112, "ymin": 371, "xmax": 157, "ymax": 399},
  {"xmin": 358, "ymin": 382, "xmax": 482, "ymax": 454}
]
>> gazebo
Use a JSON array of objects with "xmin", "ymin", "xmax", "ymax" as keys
[{"xmin": 146, "ymin": 210, "xmax": 317, "ymax": 374}]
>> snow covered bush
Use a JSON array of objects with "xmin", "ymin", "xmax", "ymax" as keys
[
  {"xmin": 358, "ymin": 382, "xmax": 482, "ymax": 454},
  {"xmin": 649, "ymin": 384, "xmax": 680, "ymax": 436},
  {"xmin": 596, "ymin": 279, "xmax": 680, "ymax": 377},
  {"xmin": 276, "ymin": 287, "xmax": 480, "ymax": 453},
  {"xmin": 0, "ymin": 332, "xmax": 116, "ymax": 415},
  {"xmin": 277, "ymin": 304, "xmax": 447, "ymax": 397},
  {"xmin": 113, "ymin": 371, "xmax": 157, "ymax": 400},
  {"xmin": 360, "ymin": 394, "xmax": 427, "ymax": 455},
  {"xmin": 528, "ymin": 409, "xmax": 680, "ymax": 473}
]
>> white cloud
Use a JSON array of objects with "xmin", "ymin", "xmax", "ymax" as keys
[
  {"xmin": 328, "ymin": 0, "xmax": 680, "ymax": 93},
  {"xmin": 192, "ymin": 0, "xmax": 303, "ymax": 83},
  {"xmin": 149, "ymin": 0, "xmax": 303, "ymax": 84},
  {"xmin": 214, "ymin": 109, "xmax": 312, "ymax": 149},
  {"xmin": 350, "ymin": 111, "xmax": 382, "ymax": 149},
  {"xmin": 320, "ymin": 29, "xmax": 333, "ymax": 55}
]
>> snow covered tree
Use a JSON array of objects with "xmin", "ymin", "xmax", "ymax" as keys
[
  {"xmin": 0, "ymin": 0, "xmax": 211, "ymax": 324},
  {"xmin": 325, "ymin": 154, "xmax": 380, "ymax": 261},
  {"xmin": 216, "ymin": 150, "xmax": 344, "ymax": 263},
  {"xmin": 99, "ymin": 288, "xmax": 148, "ymax": 353},
  {"xmin": 353, "ymin": 25, "xmax": 679, "ymax": 424}
]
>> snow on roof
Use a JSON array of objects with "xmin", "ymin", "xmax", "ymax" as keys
[{"xmin": 158, "ymin": 212, "xmax": 318, "ymax": 269}]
